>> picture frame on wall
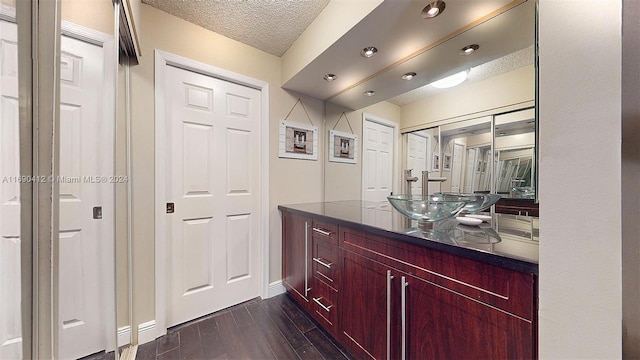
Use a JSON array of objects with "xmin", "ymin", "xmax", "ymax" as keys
[
  {"xmin": 443, "ymin": 154, "xmax": 452, "ymax": 171},
  {"xmin": 279, "ymin": 120, "xmax": 318, "ymax": 160},
  {"xmin": 432, "ymin": 153, "xmax": 440, "ymax": 171},
  {"xmin": 328, "ymin": 130, "xmax": 357, "ymax": 164}
]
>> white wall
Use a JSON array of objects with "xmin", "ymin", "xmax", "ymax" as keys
[{"xmin": 538, "ymin": 0, "xmax": 622, "ymax": 358}]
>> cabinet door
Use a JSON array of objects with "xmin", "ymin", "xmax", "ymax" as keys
[
  {"xmin": 402, "ymin": 272, "xmax": 534, "ymax": 360},
  {"xmin": 340, "ymin": 250, "xmax": 398, "ymax": 360},
  {"xmin": 282, "ymin": 211, "xmax": 311, "ymax": 306}
]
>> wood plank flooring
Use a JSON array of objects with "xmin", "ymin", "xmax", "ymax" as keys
[{"xmin": 136, "ymin": 294, "xmax": 352, "ymax": 360}]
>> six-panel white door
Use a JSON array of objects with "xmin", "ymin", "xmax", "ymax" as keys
[
  {"xmin": 450, "ymin": 142, "xmax": 465, "ymax": 193},
  {"xmin": 362, "ymin": 119, "xmax": 394, "ymax": 202},
  {"xmin": 164, "ymin": 65, "xmax": 262, "ymax": 327},
  {"xmin": 58, "ymin": 34, "xmax": 110, "ymax": 360},
  {"xmin": 0, "ymin": 19, "xmax": 22, "ymax": 360}
]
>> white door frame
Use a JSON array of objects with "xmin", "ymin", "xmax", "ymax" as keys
[
  {"xmin": 361, "ymin": 113, "xmax": 399, "ymax": 201},
  {"xmin": 154, "ymin": 50, "xmax": 270, "ymax": 339},
  {"xmin": 0, "ymin": 7, "xmax": 117, "ymax": 355}
]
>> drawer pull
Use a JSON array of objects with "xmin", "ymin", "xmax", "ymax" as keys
[
  {"xmin": 313, "ymin": 297, "xmax": 333, "ymax": 312},
  {"xmin": 316, "ymin": 271, "xmax": 334, "ymax": 283},
  {"xmin": 312, "ymin": 227, "xmax": 332, "ymax": 236},
  {"xmin": 313, "ymin": 257, "xmax": 333, "ymax": 269}
]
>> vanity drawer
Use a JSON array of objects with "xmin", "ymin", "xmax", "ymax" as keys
[
  {"xmin": 312, "ymin": 238, "xmax": 339, "ymax": 290},
  {"xmin": 311, "ymin": 220, "xmax": 338, "ymax": 245},
  {"xmin": 310, "ymin": 277, "xmax": 339, "ymax": 337}
]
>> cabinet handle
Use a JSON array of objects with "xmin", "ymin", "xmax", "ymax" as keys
[
  {"xmin": 401, "ymin": 276, "xmax": 409, "ymax": 360},
  {"xmin": 313, "ymin": 257, "xmax": 332, "ymax": 269},
  {"xmin": 312, "ymin": 227, "xmax": 332, "ymax": 236},
  {"xmin": 312, "ymin": 297, "xmax": 333, "ymax": 312},
  {"xmin": 387, "ymin": 270, "xmax": 394, "ymax": 360},
  {"xmin": 305, "ymin": 221, "xmax": 309, "ymax": 298}
]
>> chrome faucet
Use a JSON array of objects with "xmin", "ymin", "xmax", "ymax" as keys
[
  {"xmin": 422, "ymin": 170, "xmax": 447, "ymax": 197},
  {"xmin": 404, "ymin": 169, "xmax": 419, "ymax": 195}
]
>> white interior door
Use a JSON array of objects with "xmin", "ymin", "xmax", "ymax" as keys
[
  {"xmin": 0, "ymin": 19, "xmax": 22, "ymax": 360},
  {"xmin": 165, "ymin": 65, "xmax": 262, "ymax": 327},
  {"xmin": 362, "ymin": 118, "xmax": 394, "ymax": 202},
  {"xmin": 58, "ymin": 34, "xmax": 111, "ymax": 360},
  {"xmin": 406, "ymin": 133, "xmax": 429, "ymax": 196},
  {"xmin": 464, "ymin": 148, "xmax": 478, "ymax": 193},
  {"xmin": 450, "ymin": 142, "xmax": 465, "ymax": 193}
]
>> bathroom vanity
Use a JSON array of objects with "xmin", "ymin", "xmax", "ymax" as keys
[{"xmin": 279, "ymin": 201, "xmax": 538, "ymax": 360}]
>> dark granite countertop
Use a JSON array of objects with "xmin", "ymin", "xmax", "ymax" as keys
[{"xmin": 279, "ymin": 200, "xmax": 539, "ymax": 275}]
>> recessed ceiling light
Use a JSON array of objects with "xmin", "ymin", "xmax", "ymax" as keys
[
  {"xmin": 364, "ymin": 90, "xmax": 376, "ymax": 96},
  {"xmin": 422, "ymin": 0, "xmax": 446, "ymax": 19},
  {"xmin": 460, "ymin": 44, "xmax": 479, "ymax": 55},
  {"xmin": 323, "ymin": 74, "xmax": 337, "ymax": 81},
  {"xmin": 499, "ymin": 132, "xmax": 506, "ymax": 136},
  {"xmin": 361, "ymin": 47, "xmax": 378, "ymax": 58},
  {"xmin": 401, "ymin": 72, "xmax": 417, "ymax": 80},
  {"xmin": 430, "ymin": 70, "xmax": 468, "ymax": 89}
]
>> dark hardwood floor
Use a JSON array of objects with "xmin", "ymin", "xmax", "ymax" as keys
[{"xmin": 135, "ymin": 294, "xmax": 352, "ymax": 360}]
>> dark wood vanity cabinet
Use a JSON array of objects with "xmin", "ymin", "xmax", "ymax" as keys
[
  {"xmin": 281, "ymin": 211, "xmax": 312, "ymax": 310},
  {"xmin": 281, "ymin": 209, "xmax": 537, "ymax": 359}
]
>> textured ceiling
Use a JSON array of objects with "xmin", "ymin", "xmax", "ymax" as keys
[{"xmin": 141, "ymin": 0, "xmax": 331, "ymax": 56}]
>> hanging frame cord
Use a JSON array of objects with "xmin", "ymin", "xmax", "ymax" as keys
[
  {"xmin": 331, "ymin": 111, "xmax": 355, "ymax": 134},
  {"xmin": 284, "ymin": 98, "xmax": 314, "ymax": 126}
]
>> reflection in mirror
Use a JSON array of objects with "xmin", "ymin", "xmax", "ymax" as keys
[
  {"xmin": 438, "ymin": 117, "xmax": 492, "ymax": 195},
  {"xmin": 494, "ymin": 108, "xmax": 535, "ymax": 198},
  {"xmin": 404, "ymin": 127, "xmax": 439, "ymax": 196},
  {"xmin": 0, "ymin": 3, "xmax": 24, "ymax": 359},
  {"xmin": 59, "ymin": 0, "xmax": 122, "ymax": 358}
]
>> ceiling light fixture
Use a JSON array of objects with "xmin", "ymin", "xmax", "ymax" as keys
[
  {"xmin": 323, "ymin": 74, "xmax": 337, "ymax": 81},
  {"xmin": 364, "ymin": 90, "xmax": 376, "ymax": 96},
  {"xmin": 422, "ymin": 0, "xmax": 446, "ymax": 19},
  {"xmin": 460, "ymin": 44, "xmax": 479, "ymax": 55},
  {"xmin": 401, "ymin": 72, "xmax": 417, "ymax": 80},
  {"xmin": 430, "ymin": 70, "xmax": 468, "ymax": 89},
  {"xmin": 361, "ymin": 47, "xmax": 378, "ymax": 58}
]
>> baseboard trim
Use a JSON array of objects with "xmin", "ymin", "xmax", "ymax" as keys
[
  {"xmin": 138, "ymin": 320, "xmax": 157, "ymax": 345},
  {"xmin": 117, "ymin": 326, "xmax": 131, "ymax": 347},
  {"xmin": 267, "ymin": 280, "xmax": 286, "ymax": 298}
]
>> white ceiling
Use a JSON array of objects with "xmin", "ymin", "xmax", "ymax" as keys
[{"xmin": 141, "ymin": 0, "xmax": 330, "ymax": 56}]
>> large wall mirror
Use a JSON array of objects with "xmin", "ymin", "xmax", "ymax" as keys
[{"xmin": 324, "ymin": 0, "xmax": 537, "ymax": 211}]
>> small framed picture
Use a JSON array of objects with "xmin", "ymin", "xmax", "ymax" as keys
[
  {"xmin": 443, "ymin": 154, "xmax": 452, "ymax": 171},
  {"xmin": 279, "ymin": 120, "xmax": 318, "ymax": 160},
  {"xmin": 432, "ymin": 153, "xmax": 440, "ymax": 171},
  {"xmin": 329, "ymin": 130, "xmax": 357, "ymax": 164}
]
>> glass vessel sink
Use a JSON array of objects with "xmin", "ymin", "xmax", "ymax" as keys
[
  {"xmin": 387, "ymin": 195, "xmax": 468, "ymax": 224},
  {"xmin": 432, "ymin": 192, "xmax": 501, "ymax": 213}
]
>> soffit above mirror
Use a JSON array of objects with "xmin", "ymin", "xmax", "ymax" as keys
[{"xmin": 283, "ymin": 0, "xmax": 534, "ymax": 110}]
